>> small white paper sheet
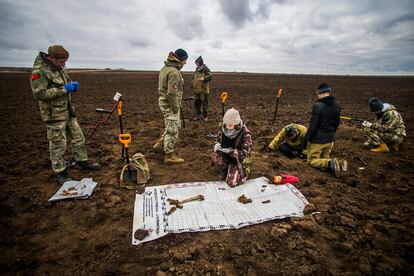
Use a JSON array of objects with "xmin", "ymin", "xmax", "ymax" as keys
[
  {"xmin": 48, "ymin": 178, "xmax": 97, "ymax": 202},
  {"xmin": 132, "ymin": 177, "xmax": 308, "ymax": 245}
]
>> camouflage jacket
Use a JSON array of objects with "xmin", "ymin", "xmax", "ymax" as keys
[
  {"xmin": 192, "ymin": 65, "xmax": 212, "ymax": 94},
  {"xmin": 372, "ymin": 104, "xmax": 406, "ymax": 137},
  {"xmin": 268, "ymin": 124, "xmax": 308, "ymax": 150},
  {"xmin": 218, "ymin": 125, "xmax": 253, "ymax": 174},
  {"xmin": 30, "ymin": 52, "xmax": 74, "ymax": 122},
  {"xmin": 158, "ymin": 53, "xmax": 184, "ymax": 119}
]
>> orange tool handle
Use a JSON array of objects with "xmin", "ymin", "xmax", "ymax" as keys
[
  {"xmin": 220, "ymin": 92, "xmax": 228, "ymax": 104},
  {"xmin": 277, "ymin": 88, "xmax": 283, "ymax": 98},
  {"xmin": 119, "ymin": 133, "xmax": 131, "ymax": 148},
  {"xmin": 117, "ymin": 100, "xmax": 123, "ymax": 116}
]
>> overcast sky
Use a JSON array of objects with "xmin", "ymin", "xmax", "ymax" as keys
[{"xmin": 1, "ymin": 0, "xmax": 413, "ymax": 75}]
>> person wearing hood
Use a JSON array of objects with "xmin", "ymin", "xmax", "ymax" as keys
[
  {"xmin": 30, "ymin": 45, "xmax": 100, "ymax": 184},
  {"xmin": 211, "ymin": 108, "xmax": 252, "ymax": 187},
  {"xmin": 153, "ymin": 48, "xmax": 188, "ymax": 163},
  {"xmin": 191, "ymin": 56, "xmax": 212, "ymax": 121},
  {"xmin": 302, "ymin": 83, "xmax": 348, "ymax": 178},
  {"xmin": 362, "ymin": 97, "xmax": 406, "ymax": 153}
]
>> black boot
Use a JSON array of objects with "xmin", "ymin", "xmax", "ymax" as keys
[
  {"xmin": 219, "ymin": 167, "xmax": 228, "ymax": 180},
  {"xmin": 75, "ymin": 161, "xmax": 101, "ymax": 171},
  {"xmin": 57, "ymin": 169, "xmax": 72, "ymax": 184}
]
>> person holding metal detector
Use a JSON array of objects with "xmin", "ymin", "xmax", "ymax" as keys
[
  {"xmin": 30, "ymin": 45, "xmax": 100, "ymax": 184},
  {"xmin": 192, "ymin": 56, "xmax": 212, "ymax": 121},
  {"xmin": 361, "ymin": 97, "xmax": 406, "ymax": 153},
  {"xmin": 301, "ymin": 83, "xmax": 347, "ymax": 178},
  {"xmin": 153, "ymin": 48, "xmax": 188, "ymax": 163},
  {"xmin": 267, "ymin": 124, "xmax": 308, "ymax": 159},
  {"xmin": 211, "ymin": 108, "xmax": 253, "ymax": 187}
]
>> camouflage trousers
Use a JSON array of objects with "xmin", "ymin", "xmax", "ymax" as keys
[
  {"xmin": 46, "ymin": 118, "xmax": 87, "ymax": 173},
  {"xmin": 210, "ymin": 151, "xmax": 248, "ymax": 187},
  {"xmin": 306, "ymin": 142, "xmax": 334, "ymax": 170},
  {"xmin": 194, "ymin": 92, "xmax": 209, "ymax": 118},
  {"xmin": 363, "ymin": 127, "xmax": 404, "ymax": 147},
  {"xmin": 159, "ymin": 117, "xmax": 181, "ymax": 154}
]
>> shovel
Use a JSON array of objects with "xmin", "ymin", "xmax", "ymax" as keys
[
  {"xmin": 119, "ymin": 133, "xmax": 137, "ymax": 185},
  {"xmin": 270, "ymin": 88, "xmax": 283, "ymax": 132}
]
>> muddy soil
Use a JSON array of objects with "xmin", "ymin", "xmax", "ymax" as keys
[{"xmin": 0, "ymin": 71, "xmax": 413, "ymax": 275}]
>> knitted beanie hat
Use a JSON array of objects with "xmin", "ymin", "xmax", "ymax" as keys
[
  {"xmin": 48, "ymin": 45, "xmax": 69, "ymax": 59},
  {"xmin": 316, "ymin": 83, "xmax": 331, "ymax": 94},
  {"xmin": 174, "ymin": 48, "xmax": 188, "ymax": 61},
  {"xmin": 195, "ymin": 56, "xmax": 204, "ymax": 66},
  {"xmin": 223, "ymin": 108, "xmax": 242, "ymax": 125},
  {"xmin": 369, "ymin": 97, "xmax": 384, "ymax": 112}
]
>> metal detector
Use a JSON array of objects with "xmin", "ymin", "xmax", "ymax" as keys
[{"xmin": 183, "ymin": 96, "xmax": 217, "ymax": 138}]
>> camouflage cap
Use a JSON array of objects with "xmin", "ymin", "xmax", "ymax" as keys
[
  {"xmin": 48, "ymin": 45, "xmax": 69, "ymax": 59},
  {"xmin": 285, "ymin": 125, "xmax": 297, "ymax": 137}
]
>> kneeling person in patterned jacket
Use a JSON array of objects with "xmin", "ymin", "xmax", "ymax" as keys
[
  {"xmin": 268, "ymin": 124, "xmax": 308, "ymax": 159},
  {"xmin": 211, "ymin": 108, "xmax": 253, "ymax": 187},
  {"xmin": 362, "ymin": 97, "xmax": 406, "ymax": 153}
]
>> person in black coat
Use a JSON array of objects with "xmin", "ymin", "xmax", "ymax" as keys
[{"xmin": 302, "ymin": 83, "xmax": 348, "ymax": 178}]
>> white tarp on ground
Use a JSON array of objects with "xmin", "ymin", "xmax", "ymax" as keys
[
  {"xmin": 132, "ymin": 176, "xmax": 308, "ymax": 245},
  {"xmin": 48, "ymin": 178, "xmax": 97, "ymax": 202}
]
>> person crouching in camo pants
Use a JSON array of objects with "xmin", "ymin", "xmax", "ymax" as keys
[{"xmin": 211, "ymin": 108, "xmax": 252, "ymax": 187}]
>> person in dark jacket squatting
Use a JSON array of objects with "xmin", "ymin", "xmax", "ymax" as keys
[
  {"xmin": 302, "ymin": 83, "xmax": 347, "ymax": 178},
  {"xmin": 211, "ymin": 108, "xmax": 253, "ymax": 187}
]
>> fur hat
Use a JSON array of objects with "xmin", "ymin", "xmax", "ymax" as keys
[
  {"xmin": 369, "ymin": 97, "xmax": 384, "ymax": 112},
  {"xmin": 174, "ymin": 48, "xmax": 188, "ymax": 61},
  {"xmin": 48, "ymin": 45, "xmax": 69, "ymax": 59},
  {"xmin": 223, "ymin": 108, "xmax": 242, "ymax": 125}
]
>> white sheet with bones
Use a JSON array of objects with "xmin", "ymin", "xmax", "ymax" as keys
[{"xmin": 132, "ymin": 177, "xmax": 308, "ymax": 245}]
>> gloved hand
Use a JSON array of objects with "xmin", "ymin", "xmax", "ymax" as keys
[
  {"xmin": 261, "ymin": 144, "xmax": 271, "ymax": 153},
  {"xmin": 213, "ymin": 142, "xmax": 221, "ymax": 152},
  {"xmin": 64, "ymin": 83, "xmax": 75, "ymax": 93},
  {"xmin": 72, "ymin": 81, "xmax": 80, "ymax": 91},
  {"xmin": 362, "ymin": 121, "xmax": 373, "ymax": 128},
  {"xmin": 218, "ymin": 147, "xmax": 232, "ymax": 154}
]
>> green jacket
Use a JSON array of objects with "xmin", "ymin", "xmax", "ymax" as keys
[
  {"xmin": 372, "ymin": 104, "xmax": 406, "ymax": 137},
  {"xmin": 158, "ymin": 53, "xmax": 184, "ymax": 118},
  {"xmin": 192, "ymin": 65, "xmax": 212, "ymax": 94},
  {"xmin": 30, "ymin": 52, "xmax": 74, "ymax": 122},
  {"xmin": 268, "ymin": 124, "xmax": 308, "ymax": 150}
]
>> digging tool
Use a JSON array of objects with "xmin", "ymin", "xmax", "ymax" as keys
[
  {"xmin": 220, "ymin": 92, "xmax": 229, "ymax": 118},
  {"xmin": 183, "ymin": 96, "xmax": 217, "ymax": 138},
  {"xmin": 119, "ymin": 133, "xmax": 138, "ymax": 188},
  {"xmin": 340, "ymin": 116, "xmax": 366, "ymax": 123},
  {"xmin": 117, "ymin": 96, "xmax": 126, "ymax": 160},
  {"xmin": 270, "ymin": 88, "xmax": 283, "ymax": 132}
]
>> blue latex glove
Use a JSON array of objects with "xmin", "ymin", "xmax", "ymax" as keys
[
  {"xmin": 72, "ymin": 81, "xmax": 80, "ymax": 91},
  {"xmin": 64, "ymin": 83, "xmax": 75, "ymax": 93}
]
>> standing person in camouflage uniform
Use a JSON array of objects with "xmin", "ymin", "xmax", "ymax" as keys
[
  {"xmin": 211, "ymin": 108, "xmax": 253, "ymax": 187},
  {"xmin": 153, "ymin": 49, "xmax": 188, "ymax": 163},
  {"xmin": 266, "ymin": 124, "xmax": 308, "ymax": 159},
  {"xmin": 362, "ymin": 97, "xmax": 406, "ymax": 153},
  {"xmin": 30, "ymin": 45, "xmax": 100, "ymax": 184},
  {"xmin": 192, "ymin": 56, "xmax": 212, "ymax": 121},
  {"xmin": 302, "ymin": 83, "xmax": 347, "ymax": 178}
]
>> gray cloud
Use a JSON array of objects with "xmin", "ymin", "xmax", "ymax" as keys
[{"xmin": 0, "ymin": 0, "xmax": 412, "ymax": 75}]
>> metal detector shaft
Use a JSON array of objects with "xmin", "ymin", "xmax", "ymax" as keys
[
  {"xmin": 183, "ymin": 97, "xmax": 217, "ymax": 138},
  {"xmin": 84, "ymin": 101, "xmax": 119, "ymax": 144},
  {"xmin": 270, "ymin": 88, "xmax": 283, "ymax": 131}
]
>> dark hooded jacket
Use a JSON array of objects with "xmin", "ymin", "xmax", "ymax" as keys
[{"xmin": 303, "ymin": 96, "xmax": 341, "ymax": 146}]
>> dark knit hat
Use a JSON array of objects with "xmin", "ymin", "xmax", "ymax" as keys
[
  {"xmin": 195, "ymin": 56, "xmax": 204, "ymax": 66},
  {"xmin": 174, "ymin": 48, "xmax": 188, "ymax": 61},
  {"xmin": 369, "ymin": 97, "xmax": 383, "ymax": 112},
  {"xmin": 316, "ymin": 83, "xmax": 332, "ymax": 94},
  {"xmin": 48, "ymin": 45, "xmax": 69, "ymax": 59}
]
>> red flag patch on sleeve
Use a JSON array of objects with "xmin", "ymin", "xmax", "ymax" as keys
[{"xmin": 31, "ymin": 73, "xmax": 40, "ymax": 81}]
